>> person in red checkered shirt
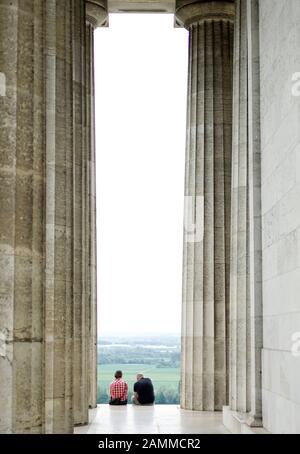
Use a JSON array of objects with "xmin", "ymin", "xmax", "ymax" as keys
[{"xmin": 109, "ymin": 370, "xmax": 128, "ymax": 405}]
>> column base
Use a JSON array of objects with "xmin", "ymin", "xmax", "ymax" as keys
[{"xmin": 222, "ymin": 406, "xmax": 268, "ymax": 434}]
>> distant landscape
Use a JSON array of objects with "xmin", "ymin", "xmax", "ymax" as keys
[{"xmin": 97, "ymin": 334, "xmax": 181, "ymax": 404}]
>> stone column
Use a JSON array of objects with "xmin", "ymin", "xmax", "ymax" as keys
[
  {"xmin": 84, "ymin": 0, "xmax": 108, "ymax": 413},
  {"xmin": 229, "ymin": 0, "xmax": 250, "ymax": 416},
  {"xmin": 44, "ymin": 0, "xmax": 77, "ymax": 434},
  {"xmin": 85, "ymin": 21, "xmax": 97, "ymax": 409},
  {"xmin": 72, "ymin": 0, "xmax": 89, "ymax": 427},
  {"xmin": 85, "ymin": 0, "xmax": 108, "ymax": 409},
  {"xmin": 72, "ymin": 1, "xmax": 107, "ymax": 425},
  {"xmin": 176, "ymin": 1, "xmax": 234, "ymax": 411},
  {"xmin": 224, "ymin": 0, "xmax": 263, "ymax": 430},
  {"xmin": 0, "ymin": 0, "xmax": 101, "ymax": 434},
  {"xmin": 247, "ymin": 0, "xmax": 262, "ymax": 425},
  {"xmin": 0, "ymin": 0, "xmax": 45, "ymax": 434}
]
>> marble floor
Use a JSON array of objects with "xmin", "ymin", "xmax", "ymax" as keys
[{"xmin": 74, "ymin": 404, "xmax": 229, "ymax": 434}]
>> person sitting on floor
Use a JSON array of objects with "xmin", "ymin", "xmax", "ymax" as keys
[
  {"xmin": 109, "ymin": 370, "xmax": 128, "ymax": 405},
  {"xmin": 132, "ymin": 373, "xmax": 155, "ymax": 405}
]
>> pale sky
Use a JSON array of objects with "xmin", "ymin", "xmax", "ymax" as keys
[{"xmin": 94, "ymin": 14, "xmax": 188, "ymax": 336}]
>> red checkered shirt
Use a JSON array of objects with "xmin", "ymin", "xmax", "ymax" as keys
[{"xmin": 110, "ymin": 378, "xmax": 128, "ymax": 401}]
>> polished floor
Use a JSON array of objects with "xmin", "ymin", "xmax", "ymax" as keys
[{"xmin": 75, "ymin": 404, "xmax": 229, "ymax": 434}]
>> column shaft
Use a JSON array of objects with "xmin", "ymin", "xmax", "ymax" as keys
[
  {"xmin": 85, "ymin": 22, "xmax": 98, "ymax": 409},
  {"xmin": 229, "ymin": 0, "xmax": 250, "ymax": 413},
  {"xmin": 0, "ymin": 0, "xmax": 44, "ymax": 434},
  {"xmin": 72, "ymin": 0, "xmax": 89, "ymax": 426},
  {"xmin": 247, "ymin": 0, "xmax": 262, "ymax": 423},
  {"xmin": 228, "ymin": 0, "xmax": 262, "ymax": 425},
  {"xmin": 0, "ymin": 0, "xmax": 100, "ymax": 434},
  {"xmin": 84, "ymin": 0, "xmax": 108, "ymax": 411},
  {"xmin": 44, "ymin": 0, "xmax": 75, "ymax": 434},
  {"xmin": 179, "ymin": 1, "xmax": 234, "ymax": 411}
]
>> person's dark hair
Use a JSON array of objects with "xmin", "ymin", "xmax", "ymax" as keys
[{"xmin": 115, "ymin": 370, "xmax": 122, "ymax": 379}]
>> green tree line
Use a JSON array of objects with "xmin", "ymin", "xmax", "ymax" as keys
[
  {"xmin": 98, "ymin": 348, "xmax": 180, "ymax": 368},
  {"xmin": 98, "ymin": 385, "xmax": 180, "ymax": 405}
]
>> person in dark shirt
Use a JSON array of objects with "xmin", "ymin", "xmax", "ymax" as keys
[{"xmin": 132, "ymin": 373, "xmax": 155, "ymax": 405}]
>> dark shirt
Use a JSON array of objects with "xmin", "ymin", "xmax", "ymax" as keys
[{"xmin": 134, "ymin": 378, "xmax": 155, "ymax": 404}]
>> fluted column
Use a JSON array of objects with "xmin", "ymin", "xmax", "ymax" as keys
[
  {"xmin": 247, "ymin": 0, "xmax": 262, "ymax": 425},
  {"xmin": 85, "ymin": 21, "xmax": 96, "ymax": 410},
  {"xmin": 0, "ymin": 0, "xmax": 45, "ymax": 434},
  {"xmin": 70, "ymin": 0, "xmax": 107, "ymax": 424},
  {"xmin": 85, "ymin": 1, "xmax": 107, "ymax": 409},
  {"xmin": 0, "ymin": 0, "xmax": 101, "ymax": 434},
  {"xmin": 44, "ymin": 0, "xmax": 76, "ymax": 434},
  {"xmin": 229, "ymin": 0, "xmax": 250, "ymax": 415},
  {"xmin": 226, "ymin": 0, "xmax": 262, "ymax": 428},
  {"xmin": 72, "ymin": 0, "xmax": 107, "ymax": 427},
  {"xmin": 177, "ymin": 1, "xmax": 234, "ymax": 411},
  {"xmin": 72, "ymin": 0, "xmax": 88, "ymax": 426}
]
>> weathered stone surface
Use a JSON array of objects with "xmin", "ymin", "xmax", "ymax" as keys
[
  {"xmin": 176, "ymin": 0, "xmax": 235, "ymax": 27},
  {"xmin": 0, "ymin": 0, "xmax": 45, "ymax": 434},
  {"xmin": 86, "ymin": 0, "xmax": 108, "ymax": 27},
  {"xmin": 43, "ymin": 0, "xmax": 76, "ymax": 434},
  {"xmin": 226, "ymin": 0, "xmax": 262, "ymax": 427},
  {"xmin": 0, "ymin": 0, "xmax": 104, "ymax": 434},
  {"xmin": 178, "ymin": 0, "xmax": 234, "ymax": 411},
  {"xmin": 108, "ymin": 0, "xmax": 175, "ymax": 13},
  {"xmin": 85, "ymin": 20, "xmax": 98, "ymax": 410},
  {"xmin": 72, "ymin": 0, "xmax": 89, "ymax": 427}
]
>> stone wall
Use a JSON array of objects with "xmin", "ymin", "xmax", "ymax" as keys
[{"xmin": 259, "ymin": 0, "xmax": 300, "ymax": 434}]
